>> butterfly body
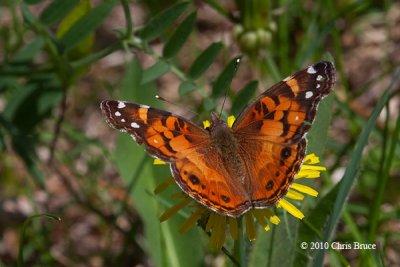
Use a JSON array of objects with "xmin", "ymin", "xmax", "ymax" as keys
[
  {"xmin": 101, "ymin": 61, "xmax": 335, "ymax": 217},
  {"xmin": 208, "ymin": 115, "xmax": 247, "ymax": 185}
]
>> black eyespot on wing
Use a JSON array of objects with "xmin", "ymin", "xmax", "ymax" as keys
[
  {"xmin": 189, "ymin": 174, "xmax": 200, "ymax": 185},
  {"xmin": 265, "ymin": 181, "xmax": 274, "ymax": 191}
]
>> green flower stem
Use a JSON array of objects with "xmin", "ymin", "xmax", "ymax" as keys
[
  {"xmin": 120, "ymin": 0, "xmax": 133, "ymax": 38},
  {"xmin": 368, "ymin": 99, "xmax": 400, "ymax": 241},
  {"xmin": 233, "ymin": 218, "xmax": 246, "ymax": 267}
]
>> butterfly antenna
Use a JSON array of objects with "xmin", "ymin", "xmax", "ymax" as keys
[
  {"xmin": 218, "ymin": 93, "xmax": 228, "ymax": 119},
  {"xmin": 218, "ymin": 57, "xmax": 242, "ymax": 119},
  {"xmin": 155, "ymin": 95, "xmax": 199, "ymax": 118}
]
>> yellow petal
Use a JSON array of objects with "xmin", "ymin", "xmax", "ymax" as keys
[
  {"xmin": 245, "ymin": 212, "xmax": 257, "ymax": 240},
  {"xmin": 278, "ymin": 199, "xmax": 305, "ymax": 220},
  {"xmin": 296, "ymin": 169, "xmax": 322, "ymax": 179},
  {"xmin": 300, "ymin": 165, "xmax": 326, "ymax": 171},
  {"xmin": 227, "ymin": 115, "xmax": 236, "ymax": 128},
  {"xmin": 285, "ymin": 189, "xmax": 305, "ymax": 200},
  {"xmin": 228, "ymin": 217, "xmax": 239, "ymax": 240},
  {"xmin": 252, "ymin": 210, "xmax": 270, "ymax": 232},
  {"xmin": 206, "ymin": 212, "xmax": 218, "ymax": 232},
  {"xmin": 180, "ymin": 206, "xmax": 206, "ymax": 233},
  {"xmin": 208, "ymin": 214, "xmax": 226, "ymax": 249},
  {"xmin": 159, "ymin": 197, "xmax": 192, "ymax": 222},
  {"xmin": 291, "ymin": 183, "xmax": 318, "ymax": 197},
  {"xmin": 304, "ymin": 153, "xmax": 320, "ymax": 164},
  {"xmin": 153, "ymin": 159, "xmax": 167, "ymax": 165},
  {"xmin": 154, "ymin": 177, "xmax": 175, "ymax": 194},
  {"xmin": 171, "ymin": 191, "xmax": 188, "ymax": 199},
  {"xmin": 259, "ymin": 209, "xmax": 280, "ymax": 225},
  {"xmin": 203, "ymin": 120, "xmax": 211, "ymax": 129}
]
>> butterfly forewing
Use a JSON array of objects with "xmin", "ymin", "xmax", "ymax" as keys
[
  {"xmin": 233, "ymin": 61, "xmax": 335, "ymax": 144},
  {"xmin": 233, "ymin": 61, "xmax": 335, "ymax": 209},
  {"xmin": 100, "ymin": 100, "xmax": 209, "ymax": 162}
]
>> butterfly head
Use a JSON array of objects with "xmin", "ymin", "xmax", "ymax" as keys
[{"xmin": 209, "ymin": 112, "xmax": 229, "ymax": 131}]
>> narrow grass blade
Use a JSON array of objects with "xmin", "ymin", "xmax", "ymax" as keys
[
  {"xmin": 313, "ymin": 68, "xmax": 400, "ymax": 267},
  {"xmin": 18, "ymin": 214, "xmax": 60, "ymax": 267}
]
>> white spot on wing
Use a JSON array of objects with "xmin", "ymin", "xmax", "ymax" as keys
[
  {"xmin": 283, "ymin": 75, "xmax": 293, "ymax": 82},
  {"xmin": 316, "ymin": 75, "xmax": 323, "ymax": 81},
  {"xmin": 121, "ymin": 119, "xmax": 126, "ymax": 122},
  {"xmin": 118, "ymin": 101, "xmax": 126, "ymax": 109},
  {"xmin": 115, "ymin": 111, "xmax": 121, "ymax": 116},
  {"xmin": 307, "ymin": 65, "xmax": 317, "ymax": 74},
  {"xmin": 131, "ymin": 122, "xmax": 140, "ymax": 128},
  {"xmin": 153, "ymin": 139, "xmax": 158, "ymax": 144},
  {"xmin": 305, "ymin": 91, "xmax": 313, "ymax": 99},
  {"xmin": 295, "ymin": 115, "xmax": 299, "ymax": 121},
  {"xmin": 140, "ymin": 104, "xmax": 150, "ymax": 109},
  {"xmin": 316, "ymin": 84, "xmax": 321, "ymax": 88}
]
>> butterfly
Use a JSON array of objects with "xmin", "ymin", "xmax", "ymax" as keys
[{"xmin": 100, "ymin": 61, "xmax": 335, "ymax": 217}]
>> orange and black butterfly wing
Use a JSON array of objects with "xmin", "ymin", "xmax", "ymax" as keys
[
  {"xmin": 100, "ymin": 100, "xmax": 250, "ymax": 216},
  {"xmin": 170, "ymin": 148, "xmax": 251, "ymax": 217},
  {"xmin": 100, "ymin": 100, "xmax": 210, "ymax": 162},
  {"xmin": 233, "ymin": 61, "xmax": 335, "ymax": 144},
  {"xmin": 233, "ymin": 61, "xmax": 335, "ymax": 208}
]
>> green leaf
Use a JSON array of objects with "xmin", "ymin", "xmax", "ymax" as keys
[
  {"xmin": 12, "ymin": 37, "xmax": 45, "ymax": 63},
  {"xmin": 231, "ymin": 80, "xmax": 257, "ymax": 116},
  {"xmin": 188, "ymin": 42, "xmax": 223, "ymax": 79},
  {"xmin": 114, "ymin": 59, "xmax": 204, "ymax": 267},
  {"xmin": 178, "ymin": 80, "xmax": 198, "ymax": 96},
  {"xmin": 313, "ymin": 70, "xmax": 400, "ymax": 267},
  {"xmin": 20, "ymin": 2, "xmax": 36, "ymax": 26},
  {"xmin": 11, "ymin": 133, "xmax": 45, "ymax": 189},
  {"xmin": 212, "ymin": 56, "xmax": 241, "ymax": 97},
  {"xmin": 307, "ymin": 93, "xmax": 335, "ymax": 155},
  {"xmin": 4, "ymin": 77, "xmax": 63, "ymax": 132},
  {"xmin": 294, "ymin": 184, "xmax": 340, "ymax": 266},
  {"xmin": 141, "ymin": 60, "xmax": 171, "ymax": 85},
  {"xmin": 40, "ymin": 0, "xmax": 79, "ymax": 26},
  {"xmin": 163, "ymin": 12, "xmax": 197, "ymax": 58},
  {"xmin": 248, "ymin": 226, "xmax": 273, "ymax": 267},
  {"xmin": 203, "ymin": 98, "xmax": 215, "ymax": 111},
  {"xmin": 141, "ymin": 2, "xmax": 190, "ymax": 42},
  {"xmin": 59, "ymin": 0, "xmax": 117, "ymax": 50}
]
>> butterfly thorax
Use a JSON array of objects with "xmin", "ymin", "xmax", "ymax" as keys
[{"xmin": 210, "ymin": 115, "xmax": 247, "ymax": 186}]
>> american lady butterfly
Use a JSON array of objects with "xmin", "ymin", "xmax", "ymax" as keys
[{"xmin": 101, "ymin": 61, "xmax": 335, "ymax": 217}]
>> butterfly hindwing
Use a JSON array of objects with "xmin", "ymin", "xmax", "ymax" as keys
[
  {"xmin": 171, "ymin": 149, "xmax": 251, "ymax": 217},
  {"xmin": 238, "ymin": 138, "xmax": 307, "ymax": 208}
]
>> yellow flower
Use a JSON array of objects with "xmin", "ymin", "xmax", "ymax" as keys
[{"xmin": 153, "ymin": 116, "xmax": 326, "ymax": 249}]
